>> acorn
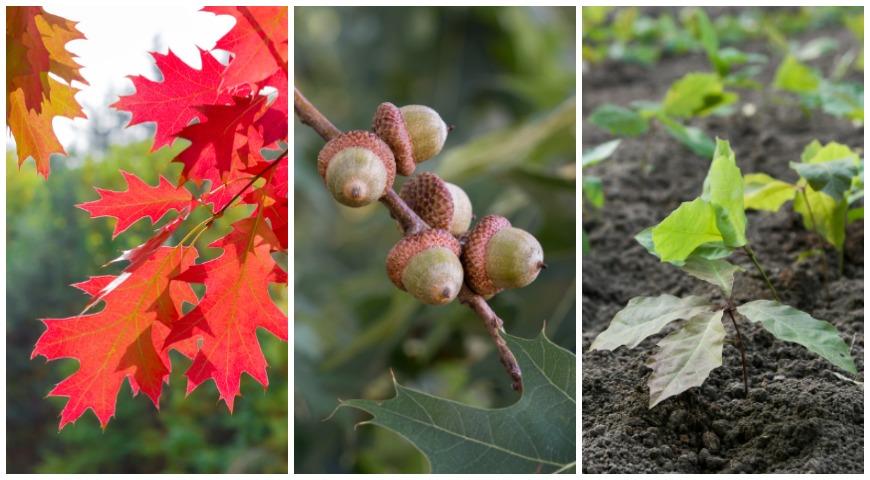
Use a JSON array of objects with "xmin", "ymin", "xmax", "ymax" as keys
[
  {"xmin": 400, "ymin": 172, "xmax": 473, "ymax": 236},
  {"xmin": 373, "ymin": 102, "xmax": 449, "ymax": 176},
  {"xmin": 317, "ymin": 130, "xmax": 396, "ymax": 207},
  {"xmin": 386, "ymin": 229, "xmax": 463, "ymax": 305},
  {"xmin": 462, "ymin": 215, "xmax": 545, "ymax": 297}
]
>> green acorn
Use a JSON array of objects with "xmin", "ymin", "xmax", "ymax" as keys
[
  {"xmin": 386, "ymin": 229, "xmax": 463, "ymax": 305},
  {"xmin": 462, "ymin": 215, "xmax": 545, "ymax": 297},
  {"xmin": 373, "ymin": 102, "xmax": 449, "ymax": 176},
  {"xmin": 317, "ymin": 130, "xmax": 396, "ymax": 207}
]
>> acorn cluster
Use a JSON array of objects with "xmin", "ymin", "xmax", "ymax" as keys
[{"xmin": 317, "ymin": 102, "xmax": 544, "ymax": 305}]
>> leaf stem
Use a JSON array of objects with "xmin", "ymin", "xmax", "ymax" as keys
[
  {"xmin": 725, "ymin": 308, "xmax": 749, "ymax": 397},
  {"xmin": 294, "ymin": 86, "xmax": 524, "ymax": 392},
  {"xmin": 742, "ymin": 245, "xmax": 781, "ymax": 302}
]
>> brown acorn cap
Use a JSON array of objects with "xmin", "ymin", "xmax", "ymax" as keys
[
  {"xmin": 373, "ymin": 102, "xmax": 416, "ymax": 176},
  {"xmin": 386, "ymin": 229, "xmax": 461, "ymax": 290},
  {"xmin": 461, "ymin": 215, "xmax": 511, "ymax": 296},
  {"xmin": 317, "ymin": 130, "xmax": 396, "ymax": 205},
  {"xmin": 400, "ymin": 172, "xmax": 454, "ymax": 231}
]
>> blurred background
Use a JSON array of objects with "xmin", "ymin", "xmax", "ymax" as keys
[
  {"xmin": 295, "ymin": 6, "xmax": 576, "ymax": 474},
  {"xmin": 6, "ymin": 6, "xmax": 287, "ymax": 474}
]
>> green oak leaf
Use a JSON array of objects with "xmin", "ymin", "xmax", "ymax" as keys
[
  {"xmin": 635, "ymin": 227, "xmax": 732, "ymax": 265},
  {"xmin": 790, "ymin": 158, "xmax": 859, "ymax": 201},
  {"xmin": 646, "ymin": 309, "xmax": 726, "ymax": 407},
  {"xmin": 588, "ymin": 104, "xmax": 649, "ymax": 137},
  {"xmin": 794, "ymin": 184, "xmax": 847, "ymax": 251},
  {"xmin": 802, "ymin": 141, "xmax": 859, "ymax": 165},
  {"xmin": 737, "ymin": 300, "xmax": 857, "ymax": 374},
  {"xmin": 582, "ymin": 139, "xmax": 621, "ymax": 168},
  {"xmin": 583, "ymin": 176, "xmax": 604, "ymax": 208},
  {"xmin": 744, "ymin": 173, "xmax": 796, "ymax": 211},
  {"xmin": 680, "ymin": 256, "xmax": 743, "ymax": 298},
  {"xmin": 655, "ymin": 113, "xmax": 715, "ymax": 157},
  {"xmin": 800, "ymin": 139, "xmax": 823, "ymax": 163},
  {"xmin": 652, "ymin": 198, "xmax": 724, "ymax": 262},
  {"xmin": 338, "ymin": 331, "xmax": 576, "ymax": 474},
  {"xmin": 701, "ymin": 139, "xmax": 747, "ymax": 247},
  {"xmin": 591, "ymin": 294, "xmax": 714, "ymax": 351},
  {"xmin": 774, "ymin": 55, "xmax": 820, "ymax": 93},
  {"xmin": 662, "ymin": 73, "xmax": 736, "ymax": 118}
]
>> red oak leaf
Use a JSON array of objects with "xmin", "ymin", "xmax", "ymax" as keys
[
  {"xmin": 77, "ymin": 170, "xmax": 194, "ymax": 238},
  {"xmin": 112, "ymin": 49, "xmax": 229, "ymax": 151},
  {"xmin": 7, "ymin": 6, "xmax": 87, "ymax": 177},
  {"xmin": 244, "ymin": 159, "xmax": 288, "ymax": 249},
  {"xmin": 32, "ymin": 246, "xmax": 199, "ymax": 429},
  {"xmin": 203, "ymin": 6, "xmax": 288, "ymax": 90},
  {"xmin": 174, "ymin": 94, "xmax": 269, "ymax": 184},
  {"xmin": 164, "ymin": 216, "xmax": 288, "ymax": 411}
]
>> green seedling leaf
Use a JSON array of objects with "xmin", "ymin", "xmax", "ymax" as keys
[
  {"xmin": 662, "ymin": 73, "xmax": 736, "ymax": 118},
  {"xmin": 794, "ymin": 184, "xmax": 847, "ymax": 251},
  {"xmin": 635, "ymin": 227, "xmax": 732, "ymax": 265},
  {"xmin": 582, "ymin": 139, "xmax": 621, "ymax": 168},
  {"xmin": 819, "ymin": 82, "xmax": 863, "ymax": 121},
  {"xmin": 646, "ymin": 309, "xmax": 725, "ymax": 407},
  {"xmin": 338, "ymin": 331, "xmax": 576, "ymax": 474},
  {"xmin": 588, "ymin": 104, "xmax": 649, "ymax": 137},
  {"xmin": 790, "ymin": 158, "xmax": 859, "ymax": 201},
  {"xmin": 737, "ymin": 300, "xmax": 857, "ymax": 374},
  {"xmin": 583, "ymin": 176, "xmax": 604, "ymax": 208},
  {"xmin": 847, "ymin": 207, "xmax": 863, "ymax": 224},
  {"xmin": 656, "ymin": 114, "xmax": 715, "ymax": 158},
  {"xmin": 773, "ymin": 55, "xmax": 820, "ymax": 93},
  {"xmin": 680, "ymin": 256, "xmax": 742, "ymax": 298},
  {"xmin": 801, "ymin": 139, "xmax": 823, "ymax": 163},
  {"xmin": 802, "ymin": 141, "xmax": 860, "ymax": 165},
  {"xmin": 744, "ymin": 173, "xmax": 796, "ymax": 211},
  {"xmin": 651, "ymin": 198, "xmax": 724, "ymax": 262},
  {"xmin": 796, "ymin": 248, "xmax": 826, "ymax": 262},
  {"xmin": 701, "ymin": 139, "xmax": 747, "ymax": 247},
  {"xmin": 693, "ymin": 9, "xmax": 725, "ymax": 75},
  {"xmin": 591, "ymin": 294, "xmax": 714, "ymax": 351}
]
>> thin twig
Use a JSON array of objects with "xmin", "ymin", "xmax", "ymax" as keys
[
  {"xmin": 294, "ymin": 86, "xmax": 524, "ymax": 392},
  {"xmin": 294, "ymin": 88, "xmax": 341, "ymax": 141},
  {"xmin": 726, "ymin": 308, "xmax": 749, "ymax": 397},
  {"xmin": 459, "ymin": 285, "xmax": 523, "ymax": 393},
  {"xmin": 743, "ymin": 245, "xmax": 781, "ymax": 302},
  {"xmin": 379, "ymin": 189, "xmax": 427, "ymax": 236}
]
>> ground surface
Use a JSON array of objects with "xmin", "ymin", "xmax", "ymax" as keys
[{"xmin": 581, "ymin": 26, "xmax": 864, "ymax": 473}]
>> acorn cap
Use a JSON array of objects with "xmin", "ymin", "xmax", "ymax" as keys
[
  {"xmin": 373, "ymin": 102, "xmax": 416, "ymax": 176},
  {"xmin": 400, "ymin": 173, "xmax": 473, "ymax": 236},
  {"xmin": 386, "ymin": 229, "xmax": 462, "ymax": 305},
  {"xmin": 317, "ymin": 130, "xmax": 396, "ymax": 206},
  {"xmin": 461, "ymin": 215, "xmax": 511, "ymax": 297}
]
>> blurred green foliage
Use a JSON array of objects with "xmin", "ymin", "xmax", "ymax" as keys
[
  {"xmin": 295, "ymin": 6, "xmax": 575, "ymax": 474},
  {"xmin": 6, "ymin": 143, "xmax": 287, "ymax": 473},
  {"xmin": 582, "ymin": 6, "xmax": 862, "ymax": 67}
]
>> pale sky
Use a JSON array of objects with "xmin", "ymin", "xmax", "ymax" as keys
[{"xmin": 7, "ymin": 5, "xmax": 235, "ymax": 153}]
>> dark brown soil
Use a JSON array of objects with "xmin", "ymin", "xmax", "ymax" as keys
[{"xmin": 581, "ymin": 25, "xmax": 864, "ymax": 473}]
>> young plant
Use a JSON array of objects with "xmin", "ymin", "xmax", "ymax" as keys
[
  {"xmin": 773, "ymin": 54, "xmax": 864, "ymax": 122},
  {"xmin": 588, "ymin": 9, "xmax": 766, "ymax": 159},
  {"xmin": 744, "ymin": 140, "xmax": 863, "ymax": 273},
  {"xmin": 581, "ymin": 139, "xmax": 620, "ymax": 253},
  {"xmin": 590, "ymin": 139, "xmax": 857, "ymax": 407}
]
